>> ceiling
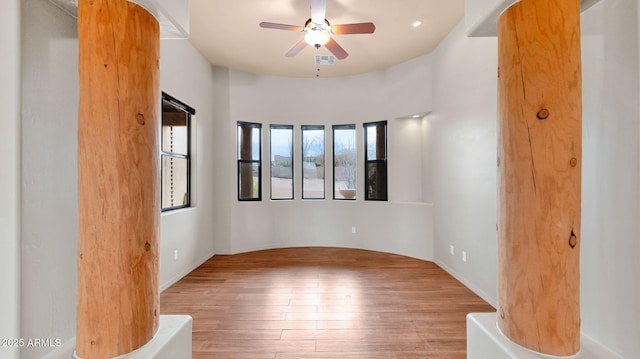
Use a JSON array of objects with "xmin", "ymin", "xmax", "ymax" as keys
[{"xmin": 189, "ymin": 0, "xmax": 465, "ymax": 78}]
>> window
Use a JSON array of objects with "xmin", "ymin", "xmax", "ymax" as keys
[
  {"xmin": 333, "ymin": 124, "xmax": 357, "ymax": 200},
  {"xmin": 270, "ymin": 125, "xmax": 294, "ymax": 200},
  {"xmin": 161, "ymin": 93, "xmax": 194, "ymax": 211},
  {"xmin": 237, "ymin": 122, "xmax": 262, "ymax": 201},
  {"xmin": 302, "ymin": 125, "xmax": 325, "ymax": 199},
  {"xmin": 364, "ymin": 121, "xmax": 388, "ymax": 201}
]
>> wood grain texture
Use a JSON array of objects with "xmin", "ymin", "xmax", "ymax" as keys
[
  {"xmin": 161, "ymin": 247, "xmax": 494, "ymax": 358},
  {"xmin": 77, "ymin": 0, "xmax": 160, "ymax": 357},
  {"xmin": 497, "ymin": 0, "xmax": 582, "ymax": 355}
]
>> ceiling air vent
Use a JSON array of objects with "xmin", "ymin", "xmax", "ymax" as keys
[{"xmin": 315, "ymin": 55, "xmax": 336, "ymax": 66}]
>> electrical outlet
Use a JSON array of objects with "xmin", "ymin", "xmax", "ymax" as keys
[
  {"xmin": 450, "ymin": 245, "xmax": 455, "ymax": 255},
  {"xmin": 174, "ymin": 250, "xmax": 179, "ymax": 261},
  {"xmin": 351, "ymin": 226, "xmax": 357, "ymax": 234},
  {"xmin": 462, "ymin": 251, "xmax": 467, "ymax": 262}
]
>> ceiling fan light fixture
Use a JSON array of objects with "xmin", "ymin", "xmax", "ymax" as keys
[{"xmin": 304, "ymin": 29, "xmax": 331, "ymax": 47}]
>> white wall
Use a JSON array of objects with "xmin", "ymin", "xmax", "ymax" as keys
[
  {"xmin": 211, "ymin": 55, "xmax": 435, "ymax": 261},
  {"xmin": 434, "ymin": 0, "xmax": 640, "ymax": 357},
  {"xmin": 580, "ymin": 0, "xmax": 640, "ymax": 356},
  {"xmin": 21, "ymin": 1, "xmax": 79, "ymax": 358},
  {"xmin": 0, "ymin": 1, "xmax": 21, "ymax": 359},
  {"xmin": 159, "ymin": 39, "xmax": 217, "ymax": 290},
  {"xmin": 431, "ymin": 21, "xmax": 499, "ymax": 305},
  {"xmin": 211, "ymin": 68, "xmax": 234, "ymax": 254},
  {"xmin": 392, "ymin": 116, "xmax": 432, "ymax": 203}
]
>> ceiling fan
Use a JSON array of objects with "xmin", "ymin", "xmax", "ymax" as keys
[{"xmin": 259, "ymin": 0, "xmax": 375, "ymax": 60}]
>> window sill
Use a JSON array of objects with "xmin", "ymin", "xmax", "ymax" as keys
[{"xmin": 161, "ymin": 206, "xmax": 196, "ymax": 217}]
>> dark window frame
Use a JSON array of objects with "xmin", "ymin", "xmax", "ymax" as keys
[
  {"xmin": 269, "ymin": 124, "xmax": 294, "ymax": 201},
  {"xmin": 301, "ymin": 125, "xmax": 326, "ymax": 200},
  {"xmin": 332, "ymin": 124, "xmax": 357, "ymax": 201},
  {"xmin": 160, "ymin": 92, "xmax": 195, "ymax": 212},
  {"xmin": 237, "ymin": 121, "xmax": 263, "ymax": 201},
  {"xmin": 364, "ymin": 120, "xmax": 388, "ymax": 201}
]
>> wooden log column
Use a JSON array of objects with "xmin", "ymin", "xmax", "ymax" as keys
[
  {"xmin": 77, "ymin": 0, "xmax": 160, "ymax": 358},
  {"xmin": 497, "ymin": 0, "xmax": 582, "ymax": 356}
]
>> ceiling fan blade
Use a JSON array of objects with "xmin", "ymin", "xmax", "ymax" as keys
[
  {"xmin": 331, "ymin": 22, "xmax": 376, "ymax": 35},
  {"xmin": 325, "ymin": 38, "xmax": 348, "ymax": 60},
  {"xmin": 286, "ymin": 39, "xmax": 308, "ymax": 57},
  {"xmin": 260, "ymin": 22, "xmax": 304, "ymax": 32},
  {"xmin": 310, "ymin": 0, "xmax": 327, "ymax": 25}
]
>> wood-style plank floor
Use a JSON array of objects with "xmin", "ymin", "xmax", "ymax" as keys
[{"xmin": 160, "ymin": 247, "xmax": 495, "ymax": 359}]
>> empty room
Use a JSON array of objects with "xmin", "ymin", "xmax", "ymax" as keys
[{"xmin": 2, "ymin": 0, "xmax": 639, "ymax": 358}]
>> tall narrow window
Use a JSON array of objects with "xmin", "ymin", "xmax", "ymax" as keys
[
  {"xmin": 364, "ymin": 121, "xmax": 388, "ymax": 201},
  {"xmin": 270, "ymin": 125, "xmax": 294, "ymax": 200},
  {"xmin": 237, "ymin": 122, "xmax": 262, "ymax": 201},
  {"xmin": 161, "ymin": 93, "xmax": 194, "ymax": 211},
  {"xmin": 302, "ymin": 125, "xmax": 325, "ymax": 199},
  {"xmin": 333, "ymin": 124, "xmax": 357, "ymax": 200}
]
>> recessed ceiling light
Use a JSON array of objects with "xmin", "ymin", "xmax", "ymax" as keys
[
  {"xmin": 395, "ymin": 112, "xmax": 430, "ymax": 120},
  {"xmin": 411, "ymin": 20, "xmax": 423, "ymax": 28}
]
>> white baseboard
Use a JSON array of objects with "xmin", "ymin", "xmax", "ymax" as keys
[
  {"xmin": 160, "ymin": 253, "xmax": 214, "ymax": 292},
  {"xmin": 434, "ymin": 259, "xmax": 498, "ymax": 308}
]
